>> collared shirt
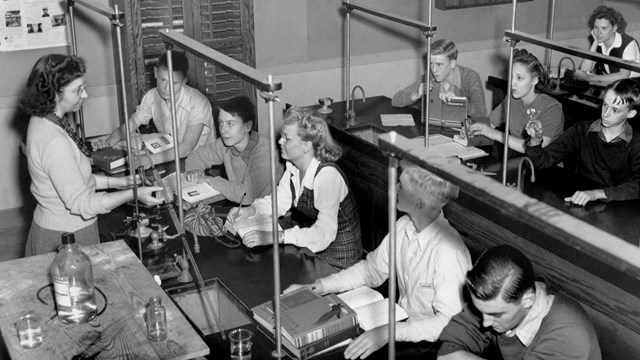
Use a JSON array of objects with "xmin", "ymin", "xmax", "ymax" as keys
[
  {"xmin": 505, "ymin": 282, "xmax": 555, "ymax": 347},
  {"xmin": 253, "ymin": 157, "xmax": 348, "ymax": 253},
  {"xmin": 130, "ymin": 84, "xmax": 215, "ymax": 149},
  {"xmin": 598, "ymin": 32, "xmax": 640, "ymax": 76},
  {"xmin": 319, "ymin": 214, "xmax": 472, "ymax": 342},
  {"xmin": 587, "ymin": 119, "xmax": 634, "ymax": 145}
]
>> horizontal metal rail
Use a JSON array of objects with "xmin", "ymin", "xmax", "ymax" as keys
[
  {"xmin": 343, "ymin": 1, "xmax": 436, "ymax": 32},
  {"xmin": 506, "ymin": 30, "xmax": 640, "ymax": 73},
  {"xmin": 158, "ymin": 29, "xmax": 282, "ymax": 92}
]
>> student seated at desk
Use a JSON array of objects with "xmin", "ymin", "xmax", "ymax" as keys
[
  {"xmin": 94, "ymin": 51, "xmax": 215, "ymax": 167},
  {"xmin": 229, "ymin": 107, "xmax": 363, "ymax": 269},
  {"xmin": 437, "ymin": 245, "xmax": 601, "ymax": 360},
  {"xmin": 469, "ymin": 49, "xmax": 564, "ymax": 156},
  {"xmin": 184, "ymin": 96, "xmax": 283, "ymax": 204},
  {"xmin": 575, "ymin": 6, "xmax": 640, "ymax": 85},
  {"xmin": 525, "ymin": 78, "xmax": 640, "ymax": 206},
  {"xmin": 20, "ymin": 54, "xmax": 164, "ymax": 256},
  {"xmin": 391, "ymin": 39, "xmax": 487, "ymax": 118},
  {"xmin": 286, "ymin": 164, "xmax": 472, "ymax": 360}
]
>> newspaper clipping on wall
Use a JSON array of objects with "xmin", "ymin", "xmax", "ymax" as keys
[{"xmin": 0, "ymin": 0, "xmax": 68, "ymax": 51}]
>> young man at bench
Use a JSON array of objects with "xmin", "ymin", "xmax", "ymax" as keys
[{"xmin": 437, "ymin": 244, "xmax": 601, "ymax": 360}]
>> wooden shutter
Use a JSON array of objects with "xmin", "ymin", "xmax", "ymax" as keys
[{"xmin": 120, "ymin": 0, "xmax": 255, "ymax": 116}]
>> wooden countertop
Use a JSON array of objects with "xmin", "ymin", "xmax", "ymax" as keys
[{"xmin": 0, "ymin": 240, "xmax": 209, "ymax": 360}]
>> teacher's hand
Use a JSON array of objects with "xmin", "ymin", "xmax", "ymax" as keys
[{"xmin": 137, "ymin": 186, "xmax": 165, "ymax": 206}]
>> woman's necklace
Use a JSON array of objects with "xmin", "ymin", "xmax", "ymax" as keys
[{"xmin": 45, "ymin": 113, "xmax": 92, "ymax": 157}]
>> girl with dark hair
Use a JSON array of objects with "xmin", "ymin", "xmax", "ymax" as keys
[
  {"xmin": 468, "ymin": 49, "xmax": 564, "ymax": 154},
  {"xmin": 184, "ymin": 96, "xmax": 283, "ymax": 204},
  {"xmin": 21, "ymin": 54, "xmax": 163, "ymax": 256},
  {"xmin": 577, "ymin": 6, "xmax": 640, "ymax": 84},
  {"xmin": 229, "ymin": 107, "xmax": 363, "ymax": 269}
]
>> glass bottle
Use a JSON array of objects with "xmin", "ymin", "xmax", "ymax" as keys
[
  {"xmin": 147, "ymin": 296, "xmax": 167, "ymax": 341},
  {"xmin": 50, "ymin": 233, "xmax": 97, "ymax": 324}
]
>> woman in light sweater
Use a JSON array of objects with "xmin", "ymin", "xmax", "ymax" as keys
[{"xmin": 21, "ymin": 54, "xmax": 163, "ymax": 256}]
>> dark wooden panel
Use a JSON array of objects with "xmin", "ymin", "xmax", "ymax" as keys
[{"xmin": 435, "ymin": 0, "xmax": 532, "ymax": 10}]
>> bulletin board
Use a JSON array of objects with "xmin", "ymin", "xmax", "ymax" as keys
[{"xmin": 0, "ymin": 0, "xmax": 68, "ymax": 51}]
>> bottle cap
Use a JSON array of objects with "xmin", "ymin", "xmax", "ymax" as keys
[
  {"xmin": 61, "ymin": 232, "xmax": 75, "ymax": 245},
  {"xmin": 149, "ymin": 296, "xmax": 162, "ymax": 304}
]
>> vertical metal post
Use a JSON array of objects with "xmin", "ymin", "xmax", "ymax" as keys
[
  {"xmin": 262, "ymin": 75, "xmax": 284, "ymax": 359},
  {"xmin": 344, "ymin": 1, "xmax": 352, "ymax": 110},
  {"xmin": 422, "ymin": 0, "xmax": 434, "ymax": 149},
  {"xmin": 387, "ymin": 153, "xmax": 399, "ymax": 360},
  {"xmin": 164, "ymin": 44, "xmax": 185, "ymax": 227},
  {"xmin": 66, "ymin": 0, "xmax": 86, "ymax": 142},
  {"xmin": 545, "ymin": 0, "xmax": 557, "ymax": 74},
  {"xmin": 502, "ymin": 0, "xmax": 518, "ymax": 185},
  {"xmin": 111, "ymin": 5, "xmax": 143, "ymax": 261}
]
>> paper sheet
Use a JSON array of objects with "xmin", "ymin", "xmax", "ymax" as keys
[{"xmin": 380, "ymin": 114, "xmax": 414, "ymax": 126}]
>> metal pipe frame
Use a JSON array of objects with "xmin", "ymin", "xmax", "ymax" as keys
[
  {"xmin": 506, "ymin": 30, "xmax": 640, "ymax": 74},
  {"xmin": 341, "ymin": 4, "xmax": 436, "ymax": 358},
  {"xmin": 387, "ymin": 155, "xmax": 399, "ymax": 360},
  {"xmin": 341, "ymin": 1, "xmax": 437, "ymax": 134},
  {"xmin": 158, "ymin": 29, "xmax": 284, "ymax": 356},
  {"xmin": 422, "ymin": 0, "xmax": 435, "ymax": 149},
  {"xmin": 501, "ymin": 0, "xmax": 519, "ymax": 185},
  {"xmin": 545, "ymin": 0, "xmax": 557, "ymax": 74},
  {"xmin": 65, "ymin": 0, "xmax": 146, "ymax": 259},
  {"xmin": 65, "ymin": 1, "xmax": 85, "ymax": 143}
]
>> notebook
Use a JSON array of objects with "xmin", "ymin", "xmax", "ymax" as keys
[{"xmin": 428, "ymin": 93, "xmax": 467, "ymax": 127}]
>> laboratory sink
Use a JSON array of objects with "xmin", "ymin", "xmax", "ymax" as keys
[{"xmin": 343, "ymin": 124, "xmax": 387, "ymax": 146}]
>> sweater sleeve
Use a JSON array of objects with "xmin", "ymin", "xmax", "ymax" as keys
[
  {"xmin": 42, "ymin": 137, "xmax": 108, "ymax": 218},
  {"xmin": 525, "ymin": 124, "xmax": 582, "ymax": 169},
  {"xmin": 392, "ymin": 78, "xmax": 423, "ymax": 108},
  {"xmin": 461, "ymin": 69, "xmax": 487, "ymax": 118},
  {"xmin": 185, "ymin": 138, "xmax": 225, "ymax": 172},
  {"xmin": 602, "ymin": 138, "xmax": 640, "ymax": 201},
  {"xmin": 438, "ymin": 305, "xmax": 493, "ymax": 357}
]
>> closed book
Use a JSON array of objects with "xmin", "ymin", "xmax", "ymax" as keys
[
  {"xmin": 455, "ymin": 117, "xmax": 494, "ymax": 147},
  {"xmin": 252, "ymin": 288, "xmax": 357, "ymax": 348},
  {"xmin": 91, "ymin": 147, "xmax": 127, "ymax": 170},
  {"xmin": 256, "ymin": 322, "xmax": 357, "ymax": 359}
]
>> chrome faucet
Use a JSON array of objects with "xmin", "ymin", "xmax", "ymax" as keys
[
  {"xmin": 517, "ymin": 157, "xmax": 536, "ymax": 192},
  {"xmin": 556, "ymin": 56, "xmax": 576, "ymax": 90},
  {"xmin": 346, "ymin": 85, "xmax": 366, "ymax": 122}
]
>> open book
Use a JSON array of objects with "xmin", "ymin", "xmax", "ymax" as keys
[
  {"xmin": 337, "ymin": 286, "xmax": 408, "ymax": 331},
  {"xmin": 409, "ymin": 134, "xmax": 488, "ymax": 161}
]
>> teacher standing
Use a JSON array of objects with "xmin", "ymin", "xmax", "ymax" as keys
[{"xmin": 20, "ymin": 54, "xmax": 163, "ymax": 256}]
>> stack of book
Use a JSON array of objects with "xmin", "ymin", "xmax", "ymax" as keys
[
  {"xmin": 252, "ymin": 288, "xmax": 359, "ymax": 359},
  {"xmin": 91, "ymin": 147, "xmax": 127, "ymax": 174}
]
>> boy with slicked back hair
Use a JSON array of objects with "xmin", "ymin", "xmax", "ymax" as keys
[{"xmin": 438, "ymin": 245, "xmax": 601, "ymax": 360}]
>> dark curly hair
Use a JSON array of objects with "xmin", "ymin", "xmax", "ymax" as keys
[
  {"xmin": 19, "ymin": 54, "xmax": 86, "ymax": 117},
  {"xmin": 588, "ymin": 6, "xmax": 627, "ymax": 34},
  {"xmin": 513, "ymin": 49, "xmax": 549, "ymax": 93}
]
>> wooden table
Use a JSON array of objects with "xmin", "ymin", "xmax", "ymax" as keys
[{"xmin": 0, "ymin": 240, "xmax": 208, "ymax": 360}]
